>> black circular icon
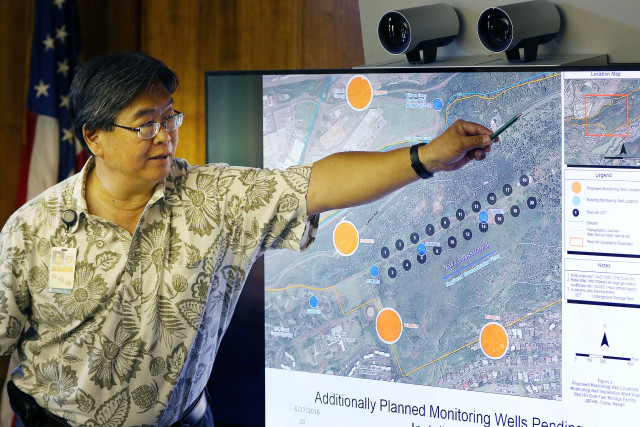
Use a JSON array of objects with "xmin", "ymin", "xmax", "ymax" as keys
[
  {"xmin": 572, "ymin": 209, "xmax": 579, "ymax": 217},
  {"xmin": 527, "ymin": 196, "xmax": 537, "ymax": 209},
  {"xmin": 495, "ymin": 214, "xmax": 505, "ymax": 225},
  {"xmin": 479, "ymin": 223, "xmax": 489, "ymax": 233},
  {"xmin": 417, "ymin": 254, "xmax": 427, "ymax": 264},
  {"xmin": 510, "ymin": 205, "xmax": 520, "ymax": 217},
  {"xmin": 381, "ymin": 247, "xmax": 390, "ymax": 258},
  {"xmin": 425, "ymin": 224, "xmax": 435, "ymax": 236},
  {"xmin": 472, "ymin": 200, "xmax": 481, "ymax": 213},
  {"xmin": 448, "ymin": 236, "xmax": 457, "ymax": 248},
  {"xmin": 388, "ymin": 267, "xmax": 397, "ymax": 278},
  {"xmin": 433, "ymin": 246, "xmax": 442, "ymax": 255},
  {"xmin": 520, "ymin": 174, "xmax": 530, "ymax": 187},
  {"xmin": 456, "ymin": 209, "xmax": 465, "ymax": 221},
  {"xmin": 503, "ymin": 184, "xmax": 512, "ymax": 196},
  {"xmin": 403, "ymin": 259, "xmax": 411, "ymax": 271},
  {"xmin": 463, "ymin": 229, "xmax": 472, "ymax": 241},
  {"xmin": 487, "ymin": 193, "xmax": 497, "ymax": 205},
  {"xmin": 441, "ymin": 217, "xmax": 450, "ymax": 229},
  {"xmin": 396, "ymin": 239, "xmax": 404, "ymax": 251},
  {"xmin": 410, "ymin": 232, "xmax": 420, "ymax": 244}
]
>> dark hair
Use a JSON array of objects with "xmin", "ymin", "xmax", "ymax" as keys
[{"xmin": 69, "ymin": 52, "xmax": 179, "ymax": 151}]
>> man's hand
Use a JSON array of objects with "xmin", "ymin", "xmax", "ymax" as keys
[{"xmin": 420, "ymin": 119, "xmax": 494, "ymax": 173}]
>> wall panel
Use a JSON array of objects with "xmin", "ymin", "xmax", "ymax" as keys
[
  {"xmin": 0, "ymin": 2, "xmax": 32, "ymax": 225},
  {"xmin": 76, "ymin": 0, "xmax": 141, "ymax": 61},
  {"xmin": 141, "ymin": 0, "xmax": 363, "ymax": 165}
]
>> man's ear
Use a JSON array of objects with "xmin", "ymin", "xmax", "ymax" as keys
[{"xmin": 82, "ymin": 124, "xmax": 103, "ymax": 157}]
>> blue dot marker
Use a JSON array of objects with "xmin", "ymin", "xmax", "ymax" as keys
[
  {"xmin": 573, "ymin": 196, "xmax": 580, "ymax": 206},
  {"xmin": 417, "ymin": 243, "xmax": 426, "ymax": 256},
  {"xmin": 370, "ymin": 265, "xmax": 379, "ymax": 277},
  {"xmin": 309, "ymin": 296, "xmax": 319, "ymax": 308},
  {"xmin": 433, "ymin": 98, "xmax": 443, "ymax": 111},
  {"xmin": 479, "ymin": 211, "xmax": 489, "ymax": 224}
]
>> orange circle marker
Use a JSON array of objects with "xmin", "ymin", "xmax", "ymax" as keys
[
  {"xmin": 376, "ymin": 308, "xmax": 403, "ymax": 344},
  {"xmin": 347, "ymin": 76, "xmax": 373, "ymax": 111},
  {"xmin": 480, "ymin": 322, "xmax": 509, "ymax": 359},
  {"xmin": 572, "ymin": 181, "xmax": 582, "ymax": 194},
  {"xmin": 333, "ymin": 220, "xmax": 359, "ymax": 256}
]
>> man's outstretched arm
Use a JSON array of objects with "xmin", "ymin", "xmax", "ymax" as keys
[{"xmin": 307, "ymin": 120, "xmax": 494, "ymax": 215}]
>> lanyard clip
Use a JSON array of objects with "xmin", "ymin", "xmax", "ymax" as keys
[{"xmin": 61, "ymin": 210, "xmax": 77, "ymax": 232}]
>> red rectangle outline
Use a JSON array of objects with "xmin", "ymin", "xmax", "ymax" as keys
[{"xmin": 585, "ymin": 94, "xmax": 629, "ymax": 137}]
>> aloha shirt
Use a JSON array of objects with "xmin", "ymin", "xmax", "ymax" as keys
[{"xmin": 0, "ymin": 156, "xmax": 318, "ymax": 425}]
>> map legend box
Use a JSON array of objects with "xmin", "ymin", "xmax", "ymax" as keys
[{"xmin": 564, "ymin": 168, "xmax": 640, "ymax": 256}]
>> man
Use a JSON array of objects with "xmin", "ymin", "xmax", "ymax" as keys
[{"xmin": 0, "ymin": 52, "xmax": 493, "ymax": 426}]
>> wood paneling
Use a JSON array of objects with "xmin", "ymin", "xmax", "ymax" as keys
[
  {"xmin": 76, "ymin": 0, "xmax": 141, "ymax": 61},
  {"xmin": 301, "ymin": 0, "xmax": 364, "ymax": 69},
  {"xmin": 0, "ymin": 1, "xmax": 32, "ymax": 225},
  {"xmin": 140, "ymin": 0, "xmax": 364, "ymax": 164}
]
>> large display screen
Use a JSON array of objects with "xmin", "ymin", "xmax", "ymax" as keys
[
  {"xmin": 260, "ymin": 68, "xmax": 640, "ymax": 427},
  {"xmin": 207, "ymin": 67, "xmax": 640, "ymax": 427}
]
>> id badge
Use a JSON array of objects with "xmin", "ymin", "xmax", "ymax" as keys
[{"xmin": 48, "ymin": 247, "xmax": 77, "ymax": 294}]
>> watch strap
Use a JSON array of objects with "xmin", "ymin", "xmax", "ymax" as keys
[{"xmin": 410, "ymin": 142, "xmax": 433, "ymax": 179}]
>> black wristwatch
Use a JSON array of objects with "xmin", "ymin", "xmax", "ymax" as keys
[{"xmin": 410, "ymin": 142, "xmax": 433, "ymax": 179}]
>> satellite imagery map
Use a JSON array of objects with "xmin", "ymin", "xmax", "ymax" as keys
[
  {"xmin": 264, "ymin": 71, "xmax": 564, "ymax": 399},
  {"xmin": 564, "ymin": 74, "xmax": 640, "ymax": 166}
]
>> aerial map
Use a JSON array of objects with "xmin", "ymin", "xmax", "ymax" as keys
[
  {"xmin": 264, "ymin": 71, "xmax": 563, "ymax": 399},
  {"xmin": 564, "ymin": 74, "xmax": 640, "ymax": 165}
]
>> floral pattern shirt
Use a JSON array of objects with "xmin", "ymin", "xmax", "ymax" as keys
[{"xmin": 0, "ymin": 157, "xmax": 318, "ymax": 425}]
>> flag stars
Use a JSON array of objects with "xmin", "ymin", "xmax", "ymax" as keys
[
  {"xmin": 59, "ymin": 94, "xmax": 70, "ymax": 108},
  {"xmin": 55, "ymin": 25, "xmax": 68, "ymax": 43},
  {"xmin": 43, "ymin": 34, "xmax": 55, "ymax": 51},
  {"xmin": 62, "ymin": 128, "xmax": 75, "ymax": 142},
  {"xmin": 57, "ymin": 59, "xmax": 70, "ymax": 77},
  {"xmin": 34, "ymin": 80, "xmax": 51, "ymax": 98}
]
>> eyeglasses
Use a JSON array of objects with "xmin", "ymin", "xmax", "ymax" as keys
[{"xmin": 112, "ymin": 111, "xmax": 184, "ymax": 140}]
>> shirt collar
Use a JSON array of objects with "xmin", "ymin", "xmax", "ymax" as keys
[
  {"xmin": 161, "ymin": 158, "xmax": 185, "ymax": 206},
  {"xmin": 60, "ymin": 156, "xmax": 94, "ymax": 234},
  {"xmin": 64, "ymin": 156, "xmax": 180, "ymax": 233}
]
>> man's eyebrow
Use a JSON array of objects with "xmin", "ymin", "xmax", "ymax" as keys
[{"xmin": 132, "ymin": 98, "xmax": 174, "ymax": 120}]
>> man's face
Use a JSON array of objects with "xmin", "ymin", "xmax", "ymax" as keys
[{"xmin": 90, "ymin": 83, "xmax": 179, "ymax": 191}]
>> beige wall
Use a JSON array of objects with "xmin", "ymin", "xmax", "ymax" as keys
[{"xmin": 0, "ymin": 0, "xmax": 364, "ymax": 226}]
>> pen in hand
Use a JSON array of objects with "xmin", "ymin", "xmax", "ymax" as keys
[{"xmin": 491, "ymin": 113, "xmax": 521, "ymax": 141}]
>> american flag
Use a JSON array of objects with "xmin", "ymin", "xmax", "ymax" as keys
[{"xmin": 16, "ymin": 0, "xmax": 87, "ymax": 206}]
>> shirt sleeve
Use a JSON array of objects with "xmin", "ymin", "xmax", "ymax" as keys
[
  {"xmin": 261, "ymin": 164, "xmax": 319, "ymax": 252},
  {"xmin": 0, "ymin": 213, "xmax": 31, "ymax": 355},
  {"xmin": 223, "ymin": 164, "xmax": 319, "ymax": 256}
]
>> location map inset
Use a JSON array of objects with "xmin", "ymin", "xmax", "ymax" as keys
[
  {"xmin": 264, "ymin": 72, "xmax": 563, "ymax": 399},
  {"xmin": 564, "ymin": 77, "xmax": 640, "ymax": 165}
]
